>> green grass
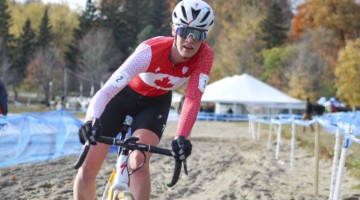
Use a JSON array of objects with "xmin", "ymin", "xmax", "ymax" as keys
[
  {"xmin": 8, "ymin": 103, "xmax": 86, "ymax": 120},
  {"xmin": 8, "ymin": 104, "xmax": 49, "ymax": 113}
]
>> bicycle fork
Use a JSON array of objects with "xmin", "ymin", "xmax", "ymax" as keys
[{"xmin": 112, "ymin": 145, "xmax": 131, "ymax": 192}]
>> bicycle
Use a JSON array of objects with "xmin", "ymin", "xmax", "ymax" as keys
[{"xmin": 73, "ymin": 115, "xmax": 187, "ymax": 200}]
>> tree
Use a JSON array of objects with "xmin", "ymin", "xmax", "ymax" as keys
[
  {"xmin": 47, "ymin": 4, "xmax": 79, "ymax": 53},
  {"xmin": 65, "ymin": 0, "xmax": 98, "ymax": 71},
  {"xmin": 291, "ymin": 0, "xmax": 360, "ymax": 44},
  {"xmin": 261, "ymin": 46, "xmax": 295, "ymax": 89},
  {"xmin": 9, "ymin": 2, "xmax": 79, "ymax": 53},
  {"xmin": 78, "ymin": 28, "xmax": 121, "ymax": 94},
  {"xmin": 0, "ymin": 0, "xmax": 14, "ymax": 80},
  {"xmin": 37, "ymin": 8, "xmax": 52, "ymax": 49},
  {"xmin": 285, "ymin": 32, "xmax": 327, "ymax": 100},
  {"xmin": 11, "ymin": 18, "xmax": 36, "ymax": 78},
  {"xmin": 10, "ymin": 18, "xmax": 36, "ymax": 100},
  {"xmin": 100, "ymin": 0, "xmax": 162, "ymax": 60},
  {"xmin": 259, "ymin": 1, "xmax": 289, "ymax": 49},
  {"xmin": 146, "ymin": 0, "xmax": 171, "ymax": 36},
  {"xmin": 135, "ymin": 25, "xmax": 157, "ymax": 46},
  {"xmin": 210, "ymin": 1, "xmax": 265, "ymax": 80},
  {"xmin": 335, "ymin": 38, "xmax": 360, "ymax": 110},
  {"xmin": 25, "ymin": 46, "xmax": 62, "ymax": 106}
]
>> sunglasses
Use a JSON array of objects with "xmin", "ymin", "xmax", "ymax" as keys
[{"xmin": 176, "ymin": 27, "xmax": 207, "ymax": 41}]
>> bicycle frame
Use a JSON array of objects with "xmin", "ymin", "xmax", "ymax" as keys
[
  {"xmin": 73, "ymin": 115, "xmax": 186, "ymax": 200},
  {"xmin": 102, "ymin": 128, "xmax": 134, "ymax": 200}
]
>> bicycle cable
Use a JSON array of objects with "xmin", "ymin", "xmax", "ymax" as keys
[{"xmin": 127, "ymin": 150, "xmax": 146, "ymax": 176}]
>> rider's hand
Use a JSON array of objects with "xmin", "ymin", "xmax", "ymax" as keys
[
  {"xmin": 78, "ymin": 118, "xmax": 102, "ymax": 145},
  {"xmin": 171, "ymin": 136, "xmax": 192, "ymax": 161}
]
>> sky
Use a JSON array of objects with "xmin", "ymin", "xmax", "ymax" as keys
[{"xmin": 16, "ymin": 0, "xmax": 87, "ymax": 11}]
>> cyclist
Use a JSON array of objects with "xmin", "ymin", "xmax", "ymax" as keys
[{"xmin": 73, "ymin": 0, "xmax": 215, "ymax": 199}]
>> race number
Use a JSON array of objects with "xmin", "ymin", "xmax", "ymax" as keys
[{"xmin": 198, "ymin": 73, "xmax": 209, "ymax": 93}]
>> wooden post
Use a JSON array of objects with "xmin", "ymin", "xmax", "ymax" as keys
[
  {"xmin": 275, "ymin": 123, "xmax": 282, "ymax": 159},
  {"xmin": 314, "ymin": 122, "xmax": 320, "ymax": 196},
  {"xmin": 290, "ymin": 122, "xmax": 296, "ymax": 172}
]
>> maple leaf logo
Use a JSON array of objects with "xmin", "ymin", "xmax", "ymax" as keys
[{"xmin": 154, "ymin": 77, "xmax": 174, "ymax": 88}]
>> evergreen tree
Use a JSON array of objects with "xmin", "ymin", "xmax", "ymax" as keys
[
  {"xmin": 146, "ymin": 0, "xmax": 171, "ymax": 36},
  {"xmin": 65, "ymin": 0, "xmax": 98, "ymax": 71},
  {"xmin": 121, "ymin": 0, "xmax": 147, "ymax": 51},
  {"xmin": 75, "ymin": 0, "xmax": 98, "ymax": 39},
  {"xmin": 37, "ymin": 8, "xmax": 53, "ymax": 49},
  {"xmin": 132, "ymin": 25, "xmax": 156, "ymax": 49},
  {"xmin": 259, "ymin": 2, "xmax": 288, "ymax": 48},
  {"xmin": 0, "ymin": 0, "xmax": 14, "ymax": 78},
  {"xmin": 11, "ymin": 18, "xmax": 36, "ymax": 80},
  {"xmin": 132, "ymin": 0, "xmax": 172, "ymax": 48},
  {"xmin": 100, "ymin": 0, "xmax": 147, "ymax": 58},
  {"xmin": 99, "ymin": 0, "xmax": 126, "ymax": 56}
]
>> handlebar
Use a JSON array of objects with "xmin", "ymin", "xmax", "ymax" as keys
[{"xmin": 73, "ymin": 135, "xmax": 185, "ymax": 187}]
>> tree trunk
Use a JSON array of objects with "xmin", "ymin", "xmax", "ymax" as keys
[{"xmin": 12, "ymin": 85, "xmax": 18, "ymax": 102}]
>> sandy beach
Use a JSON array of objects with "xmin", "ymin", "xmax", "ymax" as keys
[{"xmin": 1, "ymin": 121, "xmax": 360, "ymax": 200}]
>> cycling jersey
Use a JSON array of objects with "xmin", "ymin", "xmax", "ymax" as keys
[{"xmin": 86, "ymin": 36, "xmax": 214, "ymax": 138}]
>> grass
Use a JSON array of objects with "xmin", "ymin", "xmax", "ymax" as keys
[
  {"xmin": 259, "ymin": 123, "xmax": 360, "ymax": 189},
  {"xmin": 8, "ymin": 103, "xmax": 86, "ymax": 119},
  {"xmin": 8, "ymin": 103, "xmax": 49, "ymax": 113}
]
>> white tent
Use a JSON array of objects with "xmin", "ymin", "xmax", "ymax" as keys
[{"xmin": 201, "ymin": 73, "xmax": 305, "ymax": 114}]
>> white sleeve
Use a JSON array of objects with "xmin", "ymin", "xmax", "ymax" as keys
[{"xmin": 85, "ymin": 43, "xmax": 152, "ymax": 120}]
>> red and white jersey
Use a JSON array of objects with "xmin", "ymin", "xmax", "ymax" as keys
[{"xmin": 86, "ymin": 36, "xmax": 214, "ymax": 138}]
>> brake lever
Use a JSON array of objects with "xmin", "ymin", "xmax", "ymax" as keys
[
  {"xmin": 183, "ymin": 159, "xmax": 188, "ymax": 175},
  {"xmin": 177, "ymin": 136, "xmax": 189, "ymax": 176}
]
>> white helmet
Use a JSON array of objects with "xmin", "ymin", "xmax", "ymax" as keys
[{"xmin": 172, "ymin": 0, "xmax": 215, "ymax": 32}]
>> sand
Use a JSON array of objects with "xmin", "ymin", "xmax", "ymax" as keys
[{"xmin": 1, "ymin": 121, "xmax": 360, "ymax": 200}]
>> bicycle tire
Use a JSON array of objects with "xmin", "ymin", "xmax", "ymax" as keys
[
  {"xmin": 102, "ymin": 170, "xmax": 134, "ymax": 200},
  {"xmin": 112, "ymin": 190, "xmax": 134, "ymax": 200}
]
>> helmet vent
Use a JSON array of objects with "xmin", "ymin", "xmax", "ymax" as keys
[
  {"xmin": 181, "ymin": 5, "xmax": 188, "ymax": 20},
  {"xmin": 209, "ymin": 20, "xmax": 214, "ymax": 27},
  {"xmin": 191, "ymin": 8, "xmax": 200, "ymax": 20},
  {"xmin": 200, "ymin": 11, "xmax": 210, "ymax": 23},
  {"xmin": 180, "ymin": 19, "xmax": 189, "ymax": 25}
]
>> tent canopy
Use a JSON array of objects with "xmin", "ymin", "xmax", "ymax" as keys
[{"xmin": 201, "ymin": 73, "xmax": 305, "ymax": 109}]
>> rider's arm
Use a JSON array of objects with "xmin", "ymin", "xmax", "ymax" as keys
[
  {"xmin": 85, "ymin": 43, "xmax": 152, "ymax": 121},
  {"xmin": 175, "ymin": 45, "xmax": 214, "ymax": 138}
]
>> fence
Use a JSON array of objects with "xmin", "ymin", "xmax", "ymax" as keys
[{"xmin": 248, "ymin": 112, "xmax": 360, "ymax": 200}]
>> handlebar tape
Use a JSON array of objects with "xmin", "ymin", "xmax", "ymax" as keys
[
  {"xmin": 73, "ymin": 144, "xmax": 90, "ymax": 169},
  {"xmin": 166, "ymin": 159, "xmax": 182, "ymax": 187}
]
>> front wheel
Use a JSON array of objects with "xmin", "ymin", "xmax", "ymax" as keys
[
  {"xmin": 102, "ymin": 170, "xmax": 134, "ymax": 200},
  {"xmin": 102, "ymin": 183, "xmax": 134, "ymax": 200},
  {"xmin": 113, "ymin": 190, "xmax": 134, "ymax": 200}
]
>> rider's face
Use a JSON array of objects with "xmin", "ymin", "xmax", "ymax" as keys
[{"xmin": 172, "ymin": 26, "xmax": 203, "ymax": 59}]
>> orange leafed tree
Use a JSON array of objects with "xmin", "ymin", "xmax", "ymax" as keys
[{"xmin": 291, "ymin": 0, "xmax": 360, "ymax": 43}]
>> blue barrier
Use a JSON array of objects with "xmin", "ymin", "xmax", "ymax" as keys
[
  {"xmin": 197, "ymin": 112, "xmax": 248, "ymax": 121},
  {"xmin": 2, "ymin": 109, "xmax": 358, "ymax": 168},
  {"xmin": 0, "ymin": 109, "xmax": 83, "ymax": 167}
]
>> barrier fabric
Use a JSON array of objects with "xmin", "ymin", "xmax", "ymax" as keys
[{"xmin": 0, "ymin": 109, "xmax": 82, "ymax": 167}]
